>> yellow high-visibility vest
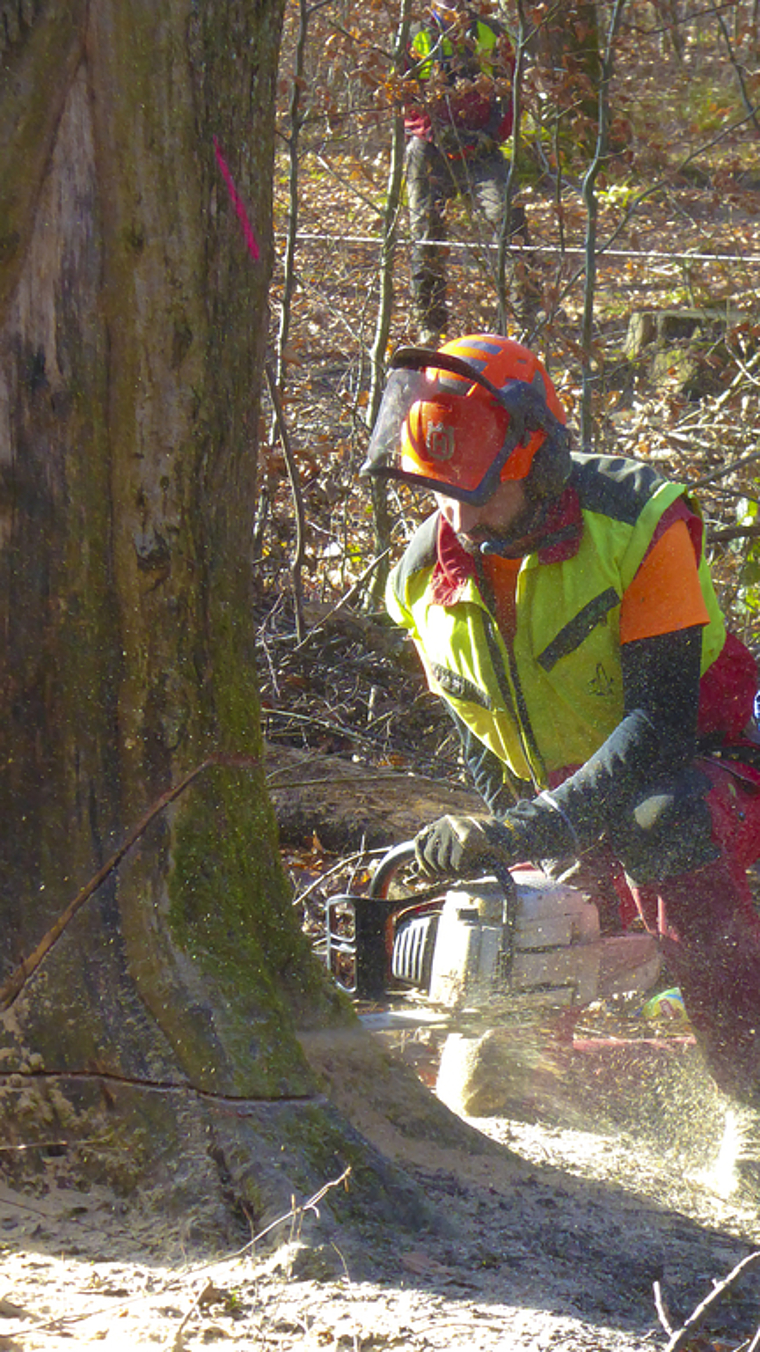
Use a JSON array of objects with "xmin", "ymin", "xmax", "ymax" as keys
[{"xmin": 387, "ymin": 454, "xmax": 726, "ymax": 789}]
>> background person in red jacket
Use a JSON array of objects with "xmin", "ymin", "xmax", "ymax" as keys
[
  {"xmin": 404, "ymin": 0, "xmax": 527, "ymax": 344},
  {"xmin": 364, "ymin": 332, "xmax": 760, "ymax": 1198}
]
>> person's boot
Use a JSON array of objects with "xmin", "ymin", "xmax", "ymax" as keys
[{"xmin": 411, "ymin": 262, "xmax": 447, "ymax": 350}]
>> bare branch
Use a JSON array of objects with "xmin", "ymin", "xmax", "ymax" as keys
[
  {"xmin": 265, "ymin": 363, "xmax": 307, "ymax": 643},
  {"xmin": 662, "ymin": 1251, "xmax": 760, "ymax": 1352}
]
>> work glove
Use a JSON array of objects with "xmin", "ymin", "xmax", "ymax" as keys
[
  {"xmin": 413, "ymin": 798, "xmax": 580, "ymax": 879},
  {"xmin": 413, "ymin": 814, "xmax": 524, "ymax": 879}
]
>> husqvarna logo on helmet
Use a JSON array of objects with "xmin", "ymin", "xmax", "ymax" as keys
[{"xmin": 425, "ymin": 422, "xmax": 455, "ymax": 462}]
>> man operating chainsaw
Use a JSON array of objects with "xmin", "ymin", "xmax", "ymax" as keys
[{"xmin": 362, "ymin": 333, "xmax": 760, "ymax": 1155}]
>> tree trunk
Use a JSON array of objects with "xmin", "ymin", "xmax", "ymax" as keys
[
  {"xmin": 0, "ymin": 0, "xmax": 477, "ymax": 1247},
  {"xmin": 533, "ymin": 1, "xmax": 602, "ymax": 162}
]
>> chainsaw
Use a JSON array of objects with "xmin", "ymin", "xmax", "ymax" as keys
[
  {"xmin": 321, "ymin": 844, "xmax": 710, "ymax": 1128},
  {"xmin": 324, "ymin": 840, "xmax": 661, "ymax": 1018}
]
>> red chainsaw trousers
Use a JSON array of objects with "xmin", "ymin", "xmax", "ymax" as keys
[{"xmin": 626, "ymin": 757, "xmax": 760, "ymax": 1101}]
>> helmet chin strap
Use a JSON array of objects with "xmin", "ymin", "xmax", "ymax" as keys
[{"xmin": 477, "ymin": 500, "xmax": 549, "ymax": 559}]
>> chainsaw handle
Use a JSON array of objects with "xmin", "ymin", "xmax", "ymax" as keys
[
  {"xmin": 368, "ymin": 841, "xmax": 418, "ymax": 900},
  {"xmin": 368, "ymin": 840, "xmax": 517, "ymax": 905},
  {"xmin": 359, "ymin": 843, "xmax": 519, "ymax": 999}
]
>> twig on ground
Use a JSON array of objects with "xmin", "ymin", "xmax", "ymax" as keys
[
  {"xmin": 231, "ymin": 1166, "xmax": 353, "ymax": 1257},
  {"xmin": 653, "ymin": 1277, "xmax": 675, "ymax": 1338},
  {"xmin": 656, "ymin": 1250, "xmax": 760, "ymax": 1352},
  {"xmin": 167, "ymin": 1279, "xmax": 217, "ymax": 1352},
  {"xmin": 745, "ymin": 1321, "xmax": 760, "ymax": 1352}
]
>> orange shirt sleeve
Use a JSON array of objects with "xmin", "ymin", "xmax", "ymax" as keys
[{"xmin": 620, "ymin": 519, "xmax": 710, "ymax": 644}]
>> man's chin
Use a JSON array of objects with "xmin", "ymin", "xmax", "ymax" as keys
[
  {"xmin": 465, "ymin": 504, "xmax": 550, "ymax": 559},
  {"xmin": 458, "ymin": 530, "xmax": 515, "ymax": 556}
]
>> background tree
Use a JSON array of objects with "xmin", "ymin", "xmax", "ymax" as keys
[
  {"xmin": 0, "ymin": 0, "xmax": 472, "ymax": 1241},
  {"xmin": 531, "ymin": 0, "xmax": 602, "ymax": 162}
]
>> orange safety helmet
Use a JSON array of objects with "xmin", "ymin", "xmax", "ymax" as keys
[{"xmin": 362, "ymin": 334, "xmax": 570, "ymax": 505}]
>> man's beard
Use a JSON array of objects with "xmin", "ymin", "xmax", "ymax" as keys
[{"xmin": 457, "ymin": 498, "xmax": 549, "ymax": 559}]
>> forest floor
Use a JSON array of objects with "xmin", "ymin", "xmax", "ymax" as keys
[{"xmin": 1, "ymin": 1083, "xmax": 760, "ymax": 1352}]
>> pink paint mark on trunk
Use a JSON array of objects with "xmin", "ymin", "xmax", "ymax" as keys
[{"xmin": 213, "ymin": 136, "xmax": 260, "ymax": 262}]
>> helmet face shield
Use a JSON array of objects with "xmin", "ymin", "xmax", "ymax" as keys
[
  {"xmin": 361, "ymin": 345, "xmax": 562, "ymax": 505},
  {"xmin": 362, "ymin": 367, "xmax": 509, "ymax": 503},
  {"xmin": 362, "ymin": 366, "xmax": 426, "ymax": 481}
]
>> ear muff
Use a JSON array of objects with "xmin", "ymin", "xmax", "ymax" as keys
[{"xmin": 523, "ymin": 422, "xmax": 572, "ymax": 502}]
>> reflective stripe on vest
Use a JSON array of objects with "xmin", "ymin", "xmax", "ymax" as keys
[{"xmin": 387, "ymin": 461, "xmax": 727, "ymax": 788}]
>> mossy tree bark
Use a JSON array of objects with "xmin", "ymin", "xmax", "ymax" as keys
[{"xmin": 0, "ymin": 0, "xmax": 477, "ymax": 1244}]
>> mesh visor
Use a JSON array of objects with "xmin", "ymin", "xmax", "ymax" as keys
[
  {"xmin": 361, "ymin": 356, "xmax": 536, "ymax": 505},
  {"xmin": 362, "ymin": 368, "xmax": 428, "ymax": 478}
]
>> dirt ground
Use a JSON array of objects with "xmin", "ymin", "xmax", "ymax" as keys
[
  {"xmin": 2, "ymin": 1046, "xmax": 760, "ymax": 1352},
  {"xmin": 3, "ymin": 752, "xmax": 760, "ymax": 1352}
]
